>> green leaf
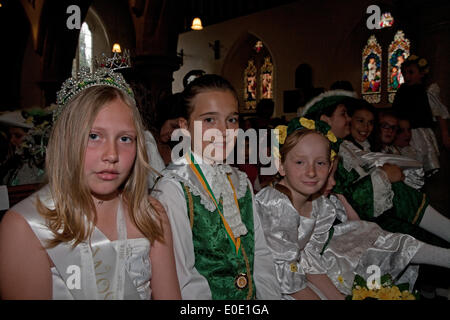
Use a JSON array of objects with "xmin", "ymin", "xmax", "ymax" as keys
[
  {"xmin": 352, "ymin": 274, "xmax": 367, "ymax": 289},
  {"xmin": 380, "ymin": 274, "xmax": 393, "ymax": 287},
  {"xmin": 397, "ymin": 283, "xmax": 409, "ymax": 292}
]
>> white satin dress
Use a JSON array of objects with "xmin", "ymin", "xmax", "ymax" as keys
[{"xmin": 255, "ymin": 186, "xmax": 423, "ymax": 299}]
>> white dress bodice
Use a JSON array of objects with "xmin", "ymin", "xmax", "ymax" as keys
[{"xmin": 50, "ymin": 238, "xmax": 151, "ymax": 300}]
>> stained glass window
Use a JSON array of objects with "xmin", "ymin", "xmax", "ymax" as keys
[
  {"xmin": 244, "ymin": 60, "xmax": 257, "ymax": 111},
  {"xmin": 362, "ymin": 35, "xmax": 382, "ymax": 104},
  {"xmin": 380, "ymin": 12, "xmax": 394, "ymax": 28},
  {"xmin": 260, "ymin": 57, "xmax": 273, "ymax": 99},
  {"xmin": 254, "ymin": 40, "xmax": 263, "ymax": 53},
  {"xmin": 241, "ymin": 37, "xmax": 273, "ymax": 114},
  {"xmin": 387, "ymin": 30, "xmax": 410, "ymax": 102}
]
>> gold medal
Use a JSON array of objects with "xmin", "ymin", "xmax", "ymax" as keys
[{"xmin": 235, "ymin": 273, "xmax": 248, "ymax": 289}]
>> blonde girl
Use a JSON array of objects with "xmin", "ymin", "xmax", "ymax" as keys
[{"xmin": 0, "ymin": 69, "xmax": 180, "ymax": 300}]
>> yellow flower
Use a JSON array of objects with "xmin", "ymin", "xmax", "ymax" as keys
[
  {"xmin": 290, "ymin": 263, "xmax": 298, "ymax": 273},
  {"xmin": 337, "ymin": 275, "xmax": 344, "ymax": 284},
  {"xmin": 330, "ymin": 150, "xmax": 337, "ymax": 161},
  {"xmin": 401, "ymin": 290, "xmax": 416, "ymax": 300},
  {"xmin": 351, "ymin": 285, "xmax": 416, "ymax": 300},
  {"xmin": 418, "ymin": 58, "xmax": 427, "ymax": 67},
  {"xmin": 274, "ymin": 125, "xmax": 288, "ymax": 145},
  {"xmin": 326, "ymin": 130, "xmax": 337, "ymax": 143},
  {"xmin": 299, "ymin": 117, "xmax": 315, "ymax": 130}
]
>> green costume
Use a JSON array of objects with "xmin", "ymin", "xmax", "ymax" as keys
[
  {"xmin": 334, "ymin": 142, "xmax": 447, "ymax": 247},
  {"xmin": 182, "ymin": 183, "xmax": 256, "ymax": 299}
]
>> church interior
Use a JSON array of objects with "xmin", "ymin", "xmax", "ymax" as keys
[{"xmin": 0, "ymin": 0, "xmax": 449, "ymax": 300}]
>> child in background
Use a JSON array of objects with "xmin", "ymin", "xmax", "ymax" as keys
[
  {"xmin": 0, "ymin": 69, "xmax": 180, "ymax": 300},
  {"xmin": 302, "ymin": 91, "xmax": 450, "ymax": 246},
  {"xmin": 393, "ymin": 54, "xmax": 450, "ymax": 175}
]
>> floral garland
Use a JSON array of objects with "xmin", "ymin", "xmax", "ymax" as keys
[
  {"xmin": 274, "ymin": 117, "xmax": 341, "ymax": 161},
  {"xmin": 15, "ymin": 105, "xmax": 55, "ymax": 169},
  {"xmin": 406, "ymin": 54, "xmax": 429, "ymax": 74},
  {"xmin": 347, "ymin": 274, "xmax": 418, "ymax": 300}
]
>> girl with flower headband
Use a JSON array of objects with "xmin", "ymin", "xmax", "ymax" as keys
[
  {"xmin": 256, "ymin": 117, "xmax": 450, "ymax": 299},
  {"xmin": 393, "ymin": 54, "xmax": 450, "ymax": 174},
  {"xmin": 153, "ymin": 74, "xmax": 280, "ymax": 299},
  {"xmin": 0, "ymin": 69, "xmax": 181, "ymax": 299},
  {"xmin": 301, "ymin": 92, "xmax": 450, "ymax": 247}
]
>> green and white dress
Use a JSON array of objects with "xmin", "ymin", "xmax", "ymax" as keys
[
  {"xmin": 335, "ymin": 139, "xmax": 436, "ymax": 241},
  {"xmin": 153, "ymin": 152, "xmax": 281, "ymax": 300}
]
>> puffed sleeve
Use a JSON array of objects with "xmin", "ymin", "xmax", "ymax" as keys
[
  {"xmin": 300, "ymin": 197, "xmax": 337, "ymax": 275},
  {"xmin": 249, "ymin": 182, "xmax": 282, "ymax": 300},
  {"xmin": 255, "ymin": 187, "xmax": 308, "ymax": 296},
  {"xmin": 427, "ymin": 83, "xmax": 450, "ymax": 120},
  {"xmin": 337, "ymin": 141, "xmax": 395, "ymax": 218},
  {"xmin": 152, "ymin": 177, "xmax": 212, "ymax": 300}
]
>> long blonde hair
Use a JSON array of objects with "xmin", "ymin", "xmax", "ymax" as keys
[{"xmin": 38, "ymin": 86, "xmax": 164, "ymax": 248}]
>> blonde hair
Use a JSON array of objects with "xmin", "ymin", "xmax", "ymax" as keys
[{"xmin": 38, "ymin": 86, "xmax": 164, "ymax": 248}]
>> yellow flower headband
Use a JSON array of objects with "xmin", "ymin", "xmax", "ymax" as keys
[
  {"xmin": 406, "ymin": 55, "xmax": 429, "ymax": 74},
  {"xmin": 274, "ymin": 117, "xmax": 341, "ymax": 161}
]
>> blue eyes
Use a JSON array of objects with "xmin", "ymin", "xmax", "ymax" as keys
[
  {"xmin": 88, "ymin": 133, "xmax": 135, "ymax": 143},
  {"xmin": 120, "ymin": 136, "xmax": 133, "ymax": 143},
  {"xmin": 203, "ymin": 117, "xmax": 239, "ymax": 124}
]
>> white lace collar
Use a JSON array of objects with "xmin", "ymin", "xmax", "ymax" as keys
[{"xmin": 167, "ymin": 152, "xmax": 250, "ymax": 238}]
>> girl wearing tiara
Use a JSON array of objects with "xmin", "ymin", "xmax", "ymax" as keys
[
  {"xmin": 153, "ymin": 74, "xmax": 280, "ymax": 299},
  {"xmin": 255, "ymin": 117, "xmax": 450, "ymax": 299},
  {"xmin": 0, "ymin": 69, "xmax": 180, "ymax": 299},
  {"xmin": 301, "ymin": 91, "xmax": 450, "ymax": 246}
]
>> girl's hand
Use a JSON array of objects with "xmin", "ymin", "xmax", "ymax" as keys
[{"xmin": 382, "ymin": 163, "xmax": 405, "ymax": 183}]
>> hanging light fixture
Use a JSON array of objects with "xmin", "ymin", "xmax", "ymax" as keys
[
  {"xmin": 112, "ymin": 43, "xmax": 122, "ymax": 53},
  {"xmin": 191, "ymin": 17, "xmax": 203, "ymax": 30}
]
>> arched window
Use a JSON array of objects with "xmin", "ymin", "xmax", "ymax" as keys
[
  {"xmin": 387, "ymin": 30, "xmax": 410, "ymax": 103},
  {"xmin": 79, "ymin": 22, "xmax": 93, "ymax": 71},
  {"xmin": 362, "ymin": 35, "xmax": 382, "ymax": 104},
  {"xmin": 72, "ymin": 22, "xmax": 93, "ymax": 76},
  {"xmin": 361, "ymin": 29, "xmax": 411, "ymax": 105},
  {"xmin": 242, "ymin": 38, "xmax": 273, "ymax": 114},
  {"xmin": 71, "ymin": 7, "xmax": 110, "ymax": 76}
]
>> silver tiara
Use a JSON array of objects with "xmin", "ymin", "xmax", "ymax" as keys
[{"xmin": 54, "ymin": 67, "xmax": 134, "ymax": 122}]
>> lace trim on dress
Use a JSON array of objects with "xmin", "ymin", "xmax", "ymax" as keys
[
  {"xmin": 207, "ymin": 164, "xmax": 248, "ymax": 238},
  {"xmin": 165, "ymin": 171, "xmax": 218, "ymax": 212}
]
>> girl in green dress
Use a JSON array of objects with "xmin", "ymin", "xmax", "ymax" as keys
[
  {"xmin": 154, "ymin": 74, "xmax": 281, "ymax": 299},
  {"xmin": 301, "ymin": 90, "xmax": 450, "ymax": 246}
]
